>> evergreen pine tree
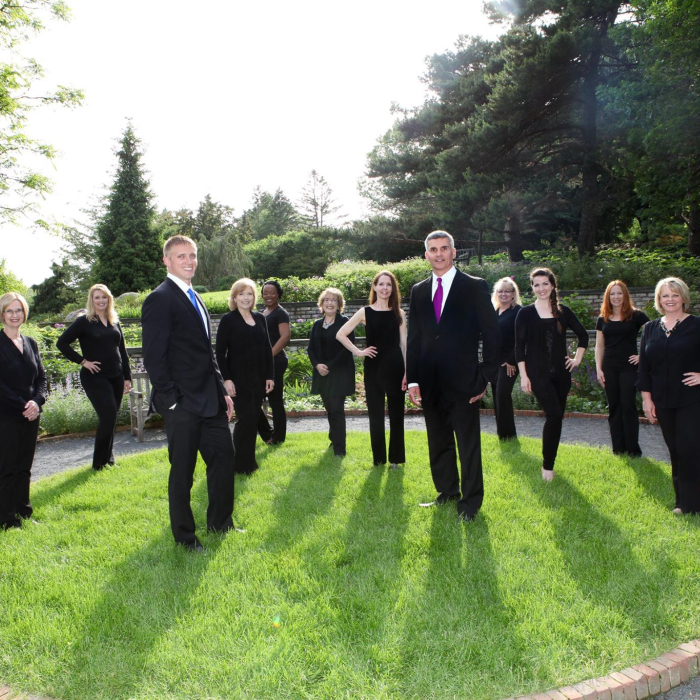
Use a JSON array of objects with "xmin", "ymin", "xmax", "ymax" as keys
[{"xmin": 93, "ymin": 124, "xmax": 162, "ymax": 294}]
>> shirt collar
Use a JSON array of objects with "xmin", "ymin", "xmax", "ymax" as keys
[
  {"xmin": 167, "ymin": 273, "xmax": 193, "ymax": 295},
  {"xmin": 432, "ymin": 265, "xmax": 456, "ymax": 285}
]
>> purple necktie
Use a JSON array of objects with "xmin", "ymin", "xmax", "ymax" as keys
[{"xmin": 433, "ymin": 277, "xmax": 443, "ymax": 324}]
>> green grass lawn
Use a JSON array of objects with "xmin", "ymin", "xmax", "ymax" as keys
[{"xmin": 2, "ymin": 431, "xmax": 698, "ymax": 700}]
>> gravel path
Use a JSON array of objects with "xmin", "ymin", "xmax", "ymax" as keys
[{"xmin": 33, "ymin": 412, "xmax": 670, "ymax": 481}]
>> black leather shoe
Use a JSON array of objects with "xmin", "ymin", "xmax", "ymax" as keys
[
  {"xmin": 182, "ymin": 539, "xmax": 205, "ymax": 552},
  {"xmin": 419, "ymin": 493, "xmax": 460, "ymax": 507}
]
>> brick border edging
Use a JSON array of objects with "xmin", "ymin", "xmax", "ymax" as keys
[
  {"xmin": 3, "ymin": 640, "xmax": 700, "ymax": 700},
  {"xmin": 508, "ymin": 639, "xmax": 700, "ymax": 699}
]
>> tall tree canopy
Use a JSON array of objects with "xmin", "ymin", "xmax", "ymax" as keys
[
  {"xmin": 0, "ymin": 0, "xmax": 83, "ymax": 226},
  {"xmin": 92, "ymin": 124, "xmax": 162, "ymax": 295},
  {"xmin": 238, "ymin": 187, "xmax": 300, "ymax": 241},
  {"xmin": 364, "ymin": 1, "xmax": 677, "ymax": 258},
  {"xmin": 298, "ymin": 170, "xmax": 345, "ymax": 229}
]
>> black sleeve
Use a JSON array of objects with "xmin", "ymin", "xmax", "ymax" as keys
[
  {"xmin": 260, "ymin": 314, "xmax": 274, "ymax": 381},
  {"xmin": 637, "ymin": 322, "xmax": 652, "ymax": 393},
  {"xmin": 563, "ymin": 306, "xmax": 589, "ymax": 349},
  {"xmin": 29, "ymin": 338, "xmax": 48, "ymax": 407},
  {"xmin": 117, "ymin": 323, "xmax": 131, "ymax": 381},
  {"xmin": 56, "ymin": 316, "xmax": 88, "ymax": 365},
  {"xmin": 307, "ymin": 321, "xmax": 320, "ymax": 368},
  {"xmin": 514, "ymin": 306, "xmax": 529, "ymax": 364},
  {"xmin": 636, "ymin": 310, "xmax": 650, "ymax": 329},
  {"xmin": 326, "ymin": 317, "xmax": 354, "ymax": 370},
  {"xmin": 215, "ymin": 314, "xmax": 232, "ymax": 382},
  {"xmin": 595, "ymin": 316, "xmax": 604, "ymax": 332}
]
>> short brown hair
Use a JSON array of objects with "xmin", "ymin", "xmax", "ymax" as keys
[{"xmin": 163, "ymin": 235, "xmax": 197, "ymax": 258}]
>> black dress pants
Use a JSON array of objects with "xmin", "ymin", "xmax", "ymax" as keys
[
  {"xmin": 656, "ymin": 401, "xmax": 700, "ymax": 514},
  {"xmin": 603, "ymin": 364, "xmax": 641, "ymax": 456},
  {"xmin": 364, "ymin": 372, "xmax": 405, "ymax": 465},
  {"xmin": 163, "ymin": 406, "xmax": 235, "ymax": 545},
  {"xmin": 423, "ymin": 394, "xmax": 483, "ymax": 517},
  {"xmin": 257, "ymin": 354, "xmax": 288, "ymax": 444},
  {"xmin": 80, "ymin": 369, "xmax": 124, "ymax": 470},
  {"xmin": 531, "ymin": 372, "xmax": 571, "ymax": 471},
  {"xmin": 320, "ymin": 393, "xmax": 346, "ymax": 456},
  {"xmin": 492, "ymin": 363, "xmax": 518, "ymax": 440},
  {"xmin": 233, "ymin": 386, "xmax": 265, "ymax": 475},
  {"xmin": 0, "ymin": 414, "xmax": 40, "ymax": 528}
]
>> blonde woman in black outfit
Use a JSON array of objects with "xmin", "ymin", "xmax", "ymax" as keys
[
  {"xmin": 215, "ymin": 278, "xmax": 274, "ymax": 475},
  {"xmin": 638, "ymin": 277, "xmax": 700, "ymax": 514},
  {"xmin": 57, "ymin": 284, "xmax": 131, "ymax": 471},
  {"xmin": 515, "ymin": 268, "xmax": 589, "ymax": 481},
  {"xmin": 490, "ymin": 277, "xmax": 522, "ymax": 440},
  {"xmin": 595, "ymin": 280, "xmax": 649, "ymax": 457},
  {"xmin": 0, "ymin": 292, "xmax": 47, "ymax": 529}
]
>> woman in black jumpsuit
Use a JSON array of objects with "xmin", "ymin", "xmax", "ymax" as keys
[{"xmin": 337, "ymin": 270, "xmax": 406, "ymax": 467}]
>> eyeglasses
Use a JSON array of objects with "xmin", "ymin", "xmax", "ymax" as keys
[
  {"xmin": 322, "ymin": 298, "xmax": 337, "ymax": 304},
  {"xmin": 3, "ymin": 308, "xmax": 23, "ymax": 317},
  {"xmin": 497, "ymin": 289, "xmax": 514, "ymax": 294}
]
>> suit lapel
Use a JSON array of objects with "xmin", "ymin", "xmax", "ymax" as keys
[
  {"xmin": 440, "ymin": 270, "xmax": 464, "ymax": 322},
  {"xmin": 166, "ymin": 278, "xmax": 209, "ymax": 339},
  {"xmin": 420, "ymin": 276, "xmax": 438, "ymax": 330}
]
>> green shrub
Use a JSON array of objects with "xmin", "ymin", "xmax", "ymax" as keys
[{"xmin": 40, "ymin": 387, "xmax": 130, "ymax": 436}]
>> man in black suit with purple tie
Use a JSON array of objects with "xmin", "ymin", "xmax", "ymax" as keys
[
  {"xmin": 407, "ymin": 231, "xmax": 500, "ymax": 522},
  {"xmin": 142, "ymin": 235, "xmax": 241, "ymax": 551}
]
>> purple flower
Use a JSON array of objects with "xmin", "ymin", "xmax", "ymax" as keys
[
  {"xmin": 294, "ymin": 286, "xmax": 299, "ymax": 291},
  {"xmin": 54, "ymin": 323, "xmax": 65, "ymax": 328},
  {"xmin": 296, "ymin": 319, "xmax": 303, "ymax": 323}
]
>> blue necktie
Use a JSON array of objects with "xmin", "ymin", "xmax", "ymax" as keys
[{"xmin": 187, "ymin": 288, "xmax": 205, "ymax": 328}]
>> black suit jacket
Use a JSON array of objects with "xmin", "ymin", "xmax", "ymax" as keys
[
  {"xmin": 142, "ymin": 278, "xmax": 227, "ymax": 418},
  {"xmin": 406, "ymin": 269, "xmax": 500, "ymax": 402}
]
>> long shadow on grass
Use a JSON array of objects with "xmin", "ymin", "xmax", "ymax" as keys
[
  {"xmin": 503, "ymin": 447, "xmax": 680, "ymax": 644},
  {"xmin": 625, "ymin": 456, "xmax": 675, "ymax": 509},
  {"xmin": 327, "ymin": 465, "xmax": 410, "ymax": 685},
  {"xmin": 397, "ymin": 509, "xmax": 518, "ymax": 698},
  {"xmin": 263, "ymin": 450, "xmax": 345, "ymax": 551},
  {"xmin": 31, "ymin": 466, "xmax": 96, "ymax": 510},
  {"xmin": 56, "ymin": 529, "xmax": 221, "ymax": 700}
]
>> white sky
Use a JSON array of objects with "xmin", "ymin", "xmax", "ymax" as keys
[{"xmin": 0, "ymin": 0, "xmax": 500, "ymax": 286}]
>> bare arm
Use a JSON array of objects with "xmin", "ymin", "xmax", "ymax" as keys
[
  {"xmin": 336, "ymin": 308, "xmax": 376, "ymax": 358},
  {"xmin": 271, "ymin": 322, "xmax": 291, "ymax": 357}
]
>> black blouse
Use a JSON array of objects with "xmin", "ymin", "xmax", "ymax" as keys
[
  {"xmin": 515, "ymin": 304, "xmax": 589, "ymax": 379},
  {"xmin": 637, "ymin": 316, "xmax": 700, "ymax": 409},
  {"xmin": 0, "ymin": 332, "xmax": 47, "ymax": 418},
  {"xmin": 56, "ymin": 315, "xmax": 131, "ymax": 380},
  {"xmin": 497, "ymin": 304, "xmax": 521, "ymax": 365},
  {"xmin": 215, "ymin": 310, "xmax": 273, "ymax": 392},
  {"xmin": 596, "ymin": 310, "xmax": 649, "ymax": 370},
  {"xmin": 263, "ymin": 305, "xmax": 290, "ymax": 359},
  {"xmin": 307, "ymin": 314, "xmax": 356, "ymax": 397}
]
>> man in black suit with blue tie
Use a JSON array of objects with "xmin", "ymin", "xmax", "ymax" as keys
[
  {"xmin": 142, "ymin": 235, "xmax": 240, "ymax": 550},
  {"xmin": 407, "ymin": 231, "xmax": 500, "ymax": 522}
]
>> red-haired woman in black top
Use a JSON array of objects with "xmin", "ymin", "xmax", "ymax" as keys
[{"xmin": 595, "ymin": 280, "xmax": 648, "ymax": 457}]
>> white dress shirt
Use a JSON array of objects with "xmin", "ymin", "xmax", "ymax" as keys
[
  {"xmin": 431, "ymin": 264, "xmax": 457, "ymax": 315},
  {"xmin": 167, "ymin": 273, "xmax": 209, "ymax": 338}
]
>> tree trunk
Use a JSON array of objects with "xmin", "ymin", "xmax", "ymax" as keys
[
  {"xmin": 577, "ymin": 9, "xmax": 618, "ymax": 258},
  {"xmin": 685, "ymin": 198, "xmax": 700, "ymax": 256},
  {"xmin": 504, "ymin": 214, "xmax": 525, "ymax": 262}
]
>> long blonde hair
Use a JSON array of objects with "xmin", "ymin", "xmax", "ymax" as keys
[{"xmin": 86, "ymin": 284, "xmax": 118, "ymax": 325}]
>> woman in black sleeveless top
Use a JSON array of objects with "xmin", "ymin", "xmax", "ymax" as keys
[{"xmin": 337, "ymin": 270, "xmax": 407, "ymax": 467}]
